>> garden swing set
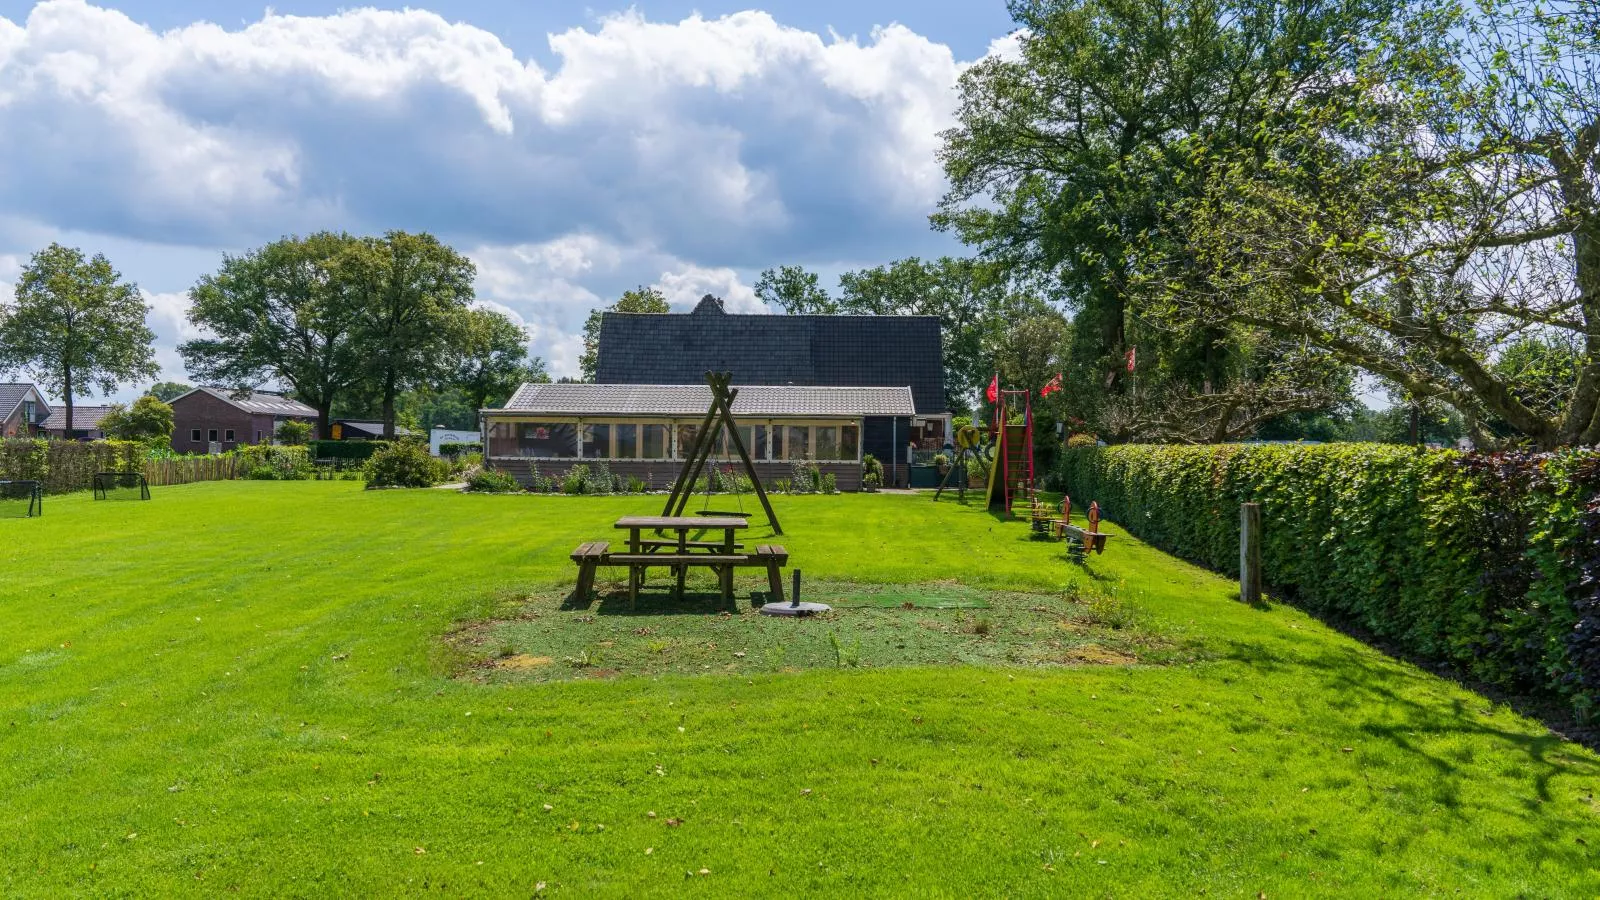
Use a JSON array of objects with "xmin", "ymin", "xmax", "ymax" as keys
[{"xmin": 659, "ymin": 371, "xmax": 782, "ymax": 535}]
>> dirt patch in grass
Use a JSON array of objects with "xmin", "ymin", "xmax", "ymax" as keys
[{"xmin": 446, "ymin": 577, "xmax": 1200, "ymax": 683}]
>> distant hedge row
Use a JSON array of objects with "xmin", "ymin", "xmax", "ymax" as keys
[
  {"xmin": 0, "ymin": 439, "xmax": 147, "ymax": 494},
  {"xmin": 308, "ymin": 440, "xmax": 387, "ymax": 461},
  {"xmin": 1053, "ymin": 444, "xmax": 1600, "ymax": 718}
]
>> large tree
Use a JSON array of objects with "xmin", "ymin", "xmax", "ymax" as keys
[
  {"xmin": 578, "ymin": 286, "xmax": 670, "ymax": 381},
  {"xmin": 936, "ymin": 0, "xmax": 1389, "ymax": 438},
  {"xmin": 0, "ymin": 243, "xmax": 158, "ymax": 435},
  {"xmin": 146, "ymin": 381, "xmax": 192, "ymax": 402},
  {"xmin": 1171, "ymin": 0, "xmax": 1599, "ymax": 447},
  {"xmin": 346, "ymin": 231, "xmax": 476, "ymax": 438},
  {"xmin": 99, "ymin": 394, "xmax": 175, "ymax": 443},
  {"xmin": 838, "ymin": 257, "xmax": 1046, "ymax": 413},
  {"xmin": 451, "ymin": 306, "xmax": 549, "ymax": 412},
  {"xmin": 755, "ymin": 266, "xmax": 836, "ymax": 314},
  {"xmin": 181, "ymin": 233, "xmax": 368, "ymax": 436}
]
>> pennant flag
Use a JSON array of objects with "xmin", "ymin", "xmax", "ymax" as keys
[
  {"xmin": 1125, "ymin": 346, "xmax": 1137, "ymax": 373},
  {"xmin": 986, "ymin": 373, "xmax": 999, "ymax": 403},
  {"xmin": 1040, "ymin": 373, "xmax": 1063, "ymax": 396}
]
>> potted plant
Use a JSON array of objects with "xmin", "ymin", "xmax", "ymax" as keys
[{"xmin": 934, "ymin": 452, "xmax": 951, "ymax": 475}]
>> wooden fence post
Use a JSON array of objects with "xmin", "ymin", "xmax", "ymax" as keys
[{"xmin": 1240, "ymin": 502, "xmax": 1262, "ymax": 604}]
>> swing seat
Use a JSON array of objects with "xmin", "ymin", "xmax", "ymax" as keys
[{"xmin": 697, "ymin": 510, "xmax": 747, "ymax": 518}]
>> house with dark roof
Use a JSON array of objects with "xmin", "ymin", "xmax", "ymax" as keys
[
  {"xmin": 480, "ymin": 295, "xmax": 948, "ymax": 489},
  {"xmin": 329, "ymin": 420, "xmax": 416, "ymax": 441},
  {"xmin": 41, "ymin": 405, "xmax": 115, "ymax": 440},
  {"xmin": 0, "ymin": 384, "xmax": 50, "ymax": 438},
  {"xmin": 168, "ymin": 387, "xmax": 318, "ymax": 453}
]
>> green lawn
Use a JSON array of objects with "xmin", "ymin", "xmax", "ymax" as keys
[{"xmin": 2, "ymin": 482, "xmax": 1597, "ymax": 896}]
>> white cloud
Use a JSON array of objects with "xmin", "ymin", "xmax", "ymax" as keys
[
  {"xmin": 0, "ymin": 1, "xmax": 998, "ymax": 394},
  {"xmin": 653, "ymin": 265, "xmax": 763, "ymax": 313},
  {"xmin": 0, "ymin": 2, "xmax": 966, "ymax": 262}
]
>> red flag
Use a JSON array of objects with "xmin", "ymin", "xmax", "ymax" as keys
[
  {"xmin": 986, "ymin": 373, "xmax": 999, "ymax": 403},
  {"xmin": 1125, "ymin": 346, "xmax": 1137, "ymax": 373},
  {"xmin": 1040, "ymin": 373, "xmax": 1062, "ymax": 396}
]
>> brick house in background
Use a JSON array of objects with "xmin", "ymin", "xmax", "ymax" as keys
[
  {"xmin": 168, "ymin": 387, "xmax": 318, "ymax": 453},
  {"xmin": 0, "ymin": 383, "xmax": 51, "ymax": 438},
  {"xmin": 41, "ymin": 405, "xmax": 114, "ymax": 440}
]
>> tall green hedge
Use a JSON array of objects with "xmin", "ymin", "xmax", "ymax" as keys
[
  {"xmin": 309, "ymin": 440, "xmax": 387, "ymax": 461},
  {"xmin": 0, "ymin": 439, "xmax": 147, "ymax": 493},
  {"xmin": 1053, "ymin": 444, "xmax": 1600, "ymax": 717}
]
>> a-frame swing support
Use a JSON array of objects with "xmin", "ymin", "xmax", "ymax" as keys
[{"xmin": 661, "ymin": 372, "xmax": 783, "ymax": 536}]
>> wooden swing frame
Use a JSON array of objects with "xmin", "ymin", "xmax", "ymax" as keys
[{"xmin": 659, "ymin": 372, "xmax": 783, "ymax": 536}]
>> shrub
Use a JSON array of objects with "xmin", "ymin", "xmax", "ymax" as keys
[
  {"xmin": 364, "ymin": 442, "xmax": 446, "ymax": 488},
  {"xmin": 234, "ymin": 444, "xmax": 313, "ymax": 480},
  {"xmin": 820, "ymin": 473, "xmax": 837, "ymax": 494},
  {"xmin": 465, "ymin": 467, "xmax": 521, "ymax": 493},
  {"xmin": 627, "ymin": 475, "xmax": 648, "ymax": 494},
  {"xmin": 1066, "ymin": 432, "xmax": 1099, "ymax": 448},
  {"xmin": 862, "ymin": 472, "xmax": 881, "ymax": 492},
  {"xmin": 276, "ymin": 419, "xmax": 313, "ymax": 445},
  {"xmin": 563, "ymin": 464, "xmax": 591, "ymax": 495},
  {"xmin": 439, "ymin": 441, "xmax": 483, "ymax": 458},
  {"xmin": 788, "ymin": 460, "xmax": 821, "ymax": 493},
  {"xmin": 1056, "ymin": 443, "xmax": 1600, "ymax": 717},
  {"xmin": 862, "ymin": 454, "xmax": 884, "ymax": 481}
]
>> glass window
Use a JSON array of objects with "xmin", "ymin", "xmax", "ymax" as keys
[
  {"xmin": 746, "ymin": 425, "xmax": 768, "ymax": 461},
  {"xmin": 784, "ymin": 425, "xmax": 809, "ymax": 460},
  {"xmin": 208, "ymin": 429, "xmax": 219, "ymax": 442},
  {"xmin": 840, "ymin": 424, "xmax": 859, "ymax": 460},
  {"xmin": 581, "ymin": 423, "xmax": 610, "ymax": 459},
  {"xmin": 488, "ymin": 421, "xmax": 576, "ymax": 458},
  {"xmin": 641, "ymin": 424, "xmax": 669, "ymax": 459},
  {"xmin": 615, "ymin": 424, "xmax": 638, "ymax": 459},
  {"xmin": 191, "ymin": 429, "xmax": 201, "ymax": 442},
  {"xmin": 225, "ymin": 429, "xmax": 235, "ymax": 442},
  {"xmin": 676, "ymin": 424, "xmax": 699, "ymax": 459},
  {"xmin": 814, "ymin": 426, "xmax": 840, "ymax": 461}
]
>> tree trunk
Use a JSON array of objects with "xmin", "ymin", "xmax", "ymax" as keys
[
  {"xmin": 62, "ymin": 362, "xmax": 73, "ymax": 437},
  {"xmin": 382, "ymin": 371, "xmax": 397, "ymax": 439},
  {"xmin": 317, "ymin": 405, "xmax": 332, "ymax": 441}
]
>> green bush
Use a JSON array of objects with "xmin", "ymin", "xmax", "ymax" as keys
[
  {"xmin": 563, "ymin": 464, "xmax": 590, "ymax": 495},
  {"xmin": 309, "ymin": 440, "xmax": 386, "ymax": 461},
  {"xmin": 820, "ymin": 473, "xmax": 837, "ymax": 494},
  {"xmin": 439, "ymin": 442, "xmax": 483, "ymax": 457},
  {"xmin": 1054, "ymin": 444, "xmax": 1600, "ymax": 717},
  {"xmin": 275, "ymin": 419, "xmax": 313, "ymax": 445},
  {"xmin": 465, "ymin": 467, "xmax": 521, "ymax": 493},
  {"xmin": 234, "ymin": 445, "xmax": 313, "ymax": 480},
  {"xmin": 364, "ymin": 442, "xmax": 446, "ymax": 488}
]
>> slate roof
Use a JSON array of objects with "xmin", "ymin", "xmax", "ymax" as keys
[
  {"xmin": 0, "ymin": 384, "xmax": 49, "ymax": 423},
  {"xmin": 594, "ymin": 297, "xmax": 947, "ymax": 414},
  {"xmin": 492, "ymin": 383, "xmax": 916, "ymax": 418},
  {"xmin": 175, "ymin": 387, "xmax": 318, "ymax": 417},
  {"xmin": 41, "ymin": 405, "xmax": 115, "ymax": 432}
]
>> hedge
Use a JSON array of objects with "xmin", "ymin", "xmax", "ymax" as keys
[
  {"xmin": 1053, "ymin": 444, "xmax": 1600, "ymax": 718},
  {"xmin": 308, "ymin": 440, "xmax": 387, "ymax": 461},
  {"xmin": 1, "ymin": 439, "xmax": 147, "ymax": 493}
]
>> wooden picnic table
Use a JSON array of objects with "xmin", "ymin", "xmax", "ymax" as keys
[{"xmin": 612, "ymin": 516, "xmax": 749, "ymax": 601}]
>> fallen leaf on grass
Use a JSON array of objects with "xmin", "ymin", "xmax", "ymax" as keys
[
  {"xmin": 645, "ymin": 847, "xmax": 654, "ymax": 855},
  {"xmin": 413, "ymin": 847, "xmax": 425, "ymax": 855},
  {"xmin": 666, "ymin": 818, "xmax": 683, "ymax": 827}
]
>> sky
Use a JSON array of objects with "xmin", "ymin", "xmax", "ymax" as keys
[{"xmin": 0, "ymin": 0, "xmax": 1021, "ymax": 402}]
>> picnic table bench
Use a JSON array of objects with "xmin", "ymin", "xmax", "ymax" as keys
[{"xmin": 569, "ymin": 516, "xmax": 789, "ymax": 603}]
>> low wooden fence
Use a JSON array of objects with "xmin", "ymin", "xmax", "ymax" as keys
[{"xmin": 144, "ymin": 455, "xmax": 241, "ymax": 487}]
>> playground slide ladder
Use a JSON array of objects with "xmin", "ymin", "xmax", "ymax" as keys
[{"xmin": 988, "ymin": 389, "xmax": 1036, "ymax": 515}]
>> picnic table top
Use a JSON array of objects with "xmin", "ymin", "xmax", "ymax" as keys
[{"xmin": 613, "ymin": 516, "xmax": 749, "ymax": 530}]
